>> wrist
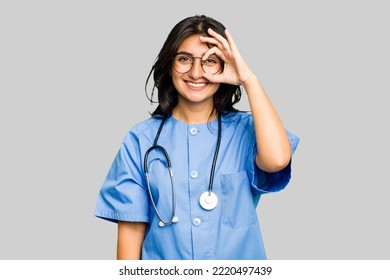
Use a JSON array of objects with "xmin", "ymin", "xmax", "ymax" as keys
[{"xmin": 241, "ymin": 72, "xmax": 258, "ymax": 87}]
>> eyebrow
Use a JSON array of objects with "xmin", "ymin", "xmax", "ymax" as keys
[
  {"xmin": 175, "ymin": 51, "xmax": 217, "ymax": 57},
  {"xmin": 176, "ymin": 51, "xmax": 201, "ymax": 57}
]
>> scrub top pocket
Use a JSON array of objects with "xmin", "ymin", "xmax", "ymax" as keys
[{"xmin": 221, "ymin": 170, "xmax": 257, "ymax": 229}]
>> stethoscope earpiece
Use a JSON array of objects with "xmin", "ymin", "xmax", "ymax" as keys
[{"xmin": 158, "ymin": 216, "xmax": 179, "ymax": 227}]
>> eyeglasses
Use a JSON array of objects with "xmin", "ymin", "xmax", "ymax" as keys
[{"xmin": 172, "ymin": 53, "xmax": 223, "ymax": 75}]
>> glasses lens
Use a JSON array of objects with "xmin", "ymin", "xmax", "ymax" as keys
[
  {"xmin": 201, "ymin": 55, "xmax": 222, "ymax": 74},
  {"xmin": 173, "ymin": 54, "xmax": 192, "ymax": 74},
  {"xmin": 173, "ymin": 54, "xmax": 223, "ymax": 74}
]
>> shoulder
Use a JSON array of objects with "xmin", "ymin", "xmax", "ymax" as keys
[
  {"xmin": 122, "ymin": 116, "xmax": 164, "ymax": 145},
  {"xmin": 222, "ymin": 111, "xmax": 254, "ymax": 131}
]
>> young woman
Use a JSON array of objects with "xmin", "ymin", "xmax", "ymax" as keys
[{"xmin": 95, "ymin": 15, "xmax": 299, "ymax": 260}]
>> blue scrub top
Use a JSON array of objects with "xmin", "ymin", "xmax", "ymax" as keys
[{"xmin": 95, "ymin": 111, "xmax": 299, "ymax": 260}]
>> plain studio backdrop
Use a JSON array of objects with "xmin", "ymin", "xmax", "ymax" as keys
[{"xmin": 0, "ymin": 0, "xmax": 389, "ymax": 259}]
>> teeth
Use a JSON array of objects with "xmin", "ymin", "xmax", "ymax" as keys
[{"xmin": 188, "ymin": 82, "xmax": 206, "ymax": 88}]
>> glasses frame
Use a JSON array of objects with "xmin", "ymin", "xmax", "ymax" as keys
[{"xmin": 172, "ymin": 52, "xmax": 224, "ymax": 75}]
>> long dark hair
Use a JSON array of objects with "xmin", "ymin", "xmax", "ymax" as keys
[{"xmin": 145, "ymin": 15, "xmax": 242, "ymax": 117}]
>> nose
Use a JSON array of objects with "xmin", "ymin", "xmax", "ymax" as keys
[{"xmin": 188, "ymin": 58, "xmax": 203, "ymax": 80}]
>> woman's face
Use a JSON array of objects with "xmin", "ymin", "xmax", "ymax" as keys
[{"xmin": 171, "ymin": 34, "xmax": 221, "ymax": 108}]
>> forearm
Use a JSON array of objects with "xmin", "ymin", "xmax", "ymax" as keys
[
  {"xmin": 117, "ymin": 221, "xmax": 146, "ymax": 260},
  {"xmin": 243, "ymin": 73, "xmax": 291, "ymax": 172}
]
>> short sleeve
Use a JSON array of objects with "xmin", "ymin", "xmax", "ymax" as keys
[
  {"xmin": 249, "ymin": 130, "xmax": 299, "ymax": 194},
  {"xmin": 94, "ymin": 132, "xmax": 149, "ymax": 223}
]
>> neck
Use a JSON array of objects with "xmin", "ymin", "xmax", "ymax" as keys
[{"xmin": 172, "ymin": 102, "xmax": 217, "ymax": 124}]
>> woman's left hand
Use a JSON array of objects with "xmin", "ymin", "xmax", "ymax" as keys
[{"xmin": 200, "ymin": 28, "xmax": 253, "ymax": 85}]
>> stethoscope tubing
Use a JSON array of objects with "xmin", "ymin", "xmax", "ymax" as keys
[
  {"xmin": 143, "ymin": 115, "xmax": 221, "ymax": 227},
  {"xmin": 207, "ymin": 115, "xmax": 222, "ymax": 193},
  {"xmin": 144, "ymin": 144, "xmax": 177, "ymax": 226}
]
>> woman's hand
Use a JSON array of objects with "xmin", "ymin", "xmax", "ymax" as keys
[{"xmin": 200, "ymin": 28, "xmax": 254, "ymax": 85}]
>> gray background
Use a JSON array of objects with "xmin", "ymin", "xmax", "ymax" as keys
[{"xmin": 1, "ymin": 0, "xmax": 389, "ymax": 259}]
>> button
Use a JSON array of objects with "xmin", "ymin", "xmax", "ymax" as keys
[
  {"xmin": 190, "ymin": 170, "xmax": 199, "ymax": 179},
  {"xmin": 192, "ymin": 218, "xmax": 202, "ymax": 226},
  {"xmin": 189, "ymin": 127, "xmax": 198, "ymax": 135}
]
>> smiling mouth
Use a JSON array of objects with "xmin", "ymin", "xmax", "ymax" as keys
[{"xmin": 187, "ymin": 82, "xmax": 207, "ymax": 88}]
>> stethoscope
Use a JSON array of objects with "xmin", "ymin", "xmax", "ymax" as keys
[{"xmin": 143, "ymin": 115, "xmax": 222, "ymax": 227}]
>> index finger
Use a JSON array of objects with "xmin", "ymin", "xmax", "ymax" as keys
[{"xmin": 207, "ymin": 28, "xmax": 230, "ymax": 50}]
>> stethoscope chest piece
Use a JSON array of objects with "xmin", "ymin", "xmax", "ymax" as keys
[{"xmin": 199, "ymin": 191, "xmax": 218, "ymax": 210}]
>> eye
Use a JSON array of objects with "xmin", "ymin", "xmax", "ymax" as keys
[
  {"xmin": 203, "ymin": 56, "xmax": 219, "ymax": 66},
  {"xmin": 176, "ymin": 55, "xmax": 192, "ymax": 64}
]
